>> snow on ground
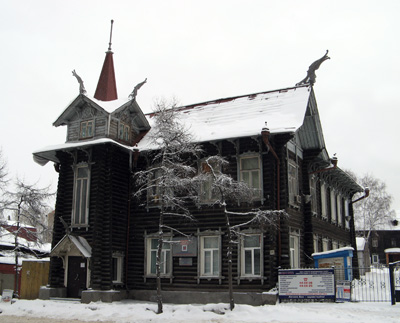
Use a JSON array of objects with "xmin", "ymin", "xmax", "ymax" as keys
[{"xmin": 0, "ymin": 299, "xmax": 399, "ymax": 323}]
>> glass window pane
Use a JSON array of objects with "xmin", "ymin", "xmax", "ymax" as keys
[
  {"xmin": 213, "ymin": 250, "xmax": 219, "ymax": 275},
  {"xmin": 77, "ymin": 167, "xmax": 88, "ymax": 178},
  {"xmin": 165, "ymin": 250, "xmax": 170, "ymax": 274},
  {"xmin": 151, "ymin": 238, "xmax": 158, "ymax": 249},
  {"xmin": 242, "ymin": 157, "xmax": 258, "ymax": 170},
  {"xmin": 254, "ymin": 249, "xmax": 260, "ymax": 275},
  {"xmin": 245, "ymin": 250, "xmax": 252, "ymax": 274},
  {"xmin": 204, "ymin": 250, "xmax": 211, "ymax": 274},
  {"xmin": 87, "ymin": 122, "xmax": 93, "ymax": 137},
  {"xmin": 244, "ymin": 235, "xmax": 260, "ymax": 248},
  {"xmin": 241, "ymin": 172, "xmax": 250, "ymax": 185},
  {"xmin": 74, "ymin": 181, "xmax": 81, "ymax": 224},
  {"xmin": 80, "ymin": 179, "xmax": 87, "ymax": 223},
  {"xmin": 251, "ymin": 171, "xmax": 260, "ymax": 189},
  {"xmin": 150, "ymin": 250, "xmax": 156, "ymax": 274},
  {"xmin": 204, "ymin": 237, "xmax": 218, "ymax": 249}
]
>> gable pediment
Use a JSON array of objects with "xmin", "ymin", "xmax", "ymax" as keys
[{"xmin": 53, "ymin": 95, "xmax": 110, "ymax": 127}]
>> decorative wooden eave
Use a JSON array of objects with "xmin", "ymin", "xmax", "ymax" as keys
[
  {"xmin": 111, "ymin": 99, "xmax": 150, "ymax": 131},
  {"xmin": 53, "ymin": 94, "xmax": 109, "ymax": 127}
]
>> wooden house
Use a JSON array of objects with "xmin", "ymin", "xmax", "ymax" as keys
[{"xmin": 33, "ymin": 44, "xmax": 365, "ymax": 304}]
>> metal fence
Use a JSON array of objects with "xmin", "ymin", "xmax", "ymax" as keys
[{"xmin": 335, "ymin": 264, "xmax": 400, "ymax": 302}]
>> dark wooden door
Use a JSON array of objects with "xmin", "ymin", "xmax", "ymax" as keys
[{"xmin": 67, "ymin": 256, "xmax": 87, "ymax": 298}]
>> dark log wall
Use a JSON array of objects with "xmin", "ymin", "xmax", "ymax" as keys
[
  {"xmin": 127, "ymin": 136, "xmax": 286, "ymax": 292},
  {"xmin": 49, "ymin": 144, "xmax": 130, "ymax": 291}
]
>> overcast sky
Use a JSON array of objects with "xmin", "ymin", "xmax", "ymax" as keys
[{"xmin": 1, "ymin": 1, "xmax": 399, "ymax": 211}]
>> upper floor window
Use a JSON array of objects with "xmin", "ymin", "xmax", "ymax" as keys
[
  {"xmin": 322, "ymin": 238, "xmax": 329, "ymax": 252},
  {"xmin": 118, "ymin": 122, "xmax": 130, "ymax": 142},
  {"xmin": 313, "ymin": 234, "xmax": 319, "ymax": 253},
  {"xmin": 372, "ymin": 238, "xmax": 378, "ymax": 248},
  {"xmin": 200, "ymin": 236, "xmax": 220, "ymax": 277},
  {"xmin": 241, "ymin": 234, "xmax": 262, "ymax": 277},
  {"xmin": 321, "ymin": 183, "xmax": 328, "ymax": 219},
  {"xmin": 345, "ymin": 199, "xmax": 350, "ymax": 229},
  {"xmin": 72, "ymin": 164, "xmax": 90, "ymax": 226},
  {"xmin": 330, "ymin": 189, "xmax": 337, "ymax": 224},
  {"xmin": 80, "ymin": 120, "xmax": 94, "ymax": 139},
  {"xmin": 147, "ymin": 168, "xmax": 162, "ymax": 205},
  {"xmin": 288, "ymin": 160, "xmax": 299, "ymax": 206},
  {"xmin": 337, "ymin": 195, "xmax": 343, "ymax": 227},
  {"xmin": 199, "ymin": 159, "xmax": 220, "ymax": 203},
  {"xmin": 309, "ymin": 175, "xmax": 317, "ymax": 214},
  {"xmin": 239, "ymin": 155, "xmax": 261, "ymax": 198},
  {"xmin": 146, "ymin": 237, "xmax": 171, "ymax": 276}
]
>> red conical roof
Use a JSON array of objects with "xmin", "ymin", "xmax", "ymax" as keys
[{"xmin": 94, "ymin": 50, "xmax": 118, "ymax": 101}]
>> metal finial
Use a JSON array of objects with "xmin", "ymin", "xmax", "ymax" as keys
[{"xmin": 108, "ymin": 19, "xmax": 114, "ymax": 51}]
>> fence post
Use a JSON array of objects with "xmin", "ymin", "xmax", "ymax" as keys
[{"xmin": 389, "ymin": 262, "xmax": 396, "ymax": 305}]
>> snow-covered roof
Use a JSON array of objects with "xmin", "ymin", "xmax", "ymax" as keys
[
  {"xmin": 137, "ymin": 85, "xmax": 311, "ymax": 151},
  {"xmin": 33, "ymin": 138, "xmax": 132, "ymax": 166},
  {"xmin": 0, "ymin": 226, "xmax": 50, "ymax": 254},
  {"xmin": 384, "ymin": 248, "xmax": 400, "ymax": 254},
  {"xmin": 312, "ymin": 247, "xmax": 354, "ymax": 258},
  {"xmin": 50, "ymin": 235, "xmax": 92, "ymax": 258}
]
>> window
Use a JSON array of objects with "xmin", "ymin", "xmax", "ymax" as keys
[
  {"xmin": 321, "ymin": 183, "xmax": 328, "ymax": 219},
  {"xmin": 239, "ymin": 155, "xmax": 261, "ymax": 198},
  {"xmin": 112, "ymin": 253, "xmax": 124, "ymax": 283},
  {"xmin": 72, "ymin": 164, "xmax": 90, "ymax": 226},
  {"xmin": 337, "ymin": 195, "xmax": 343, "ymax": 227},
  {"xmin": 309, "ymin": 175, "xmax": 317, "ymax": 214},
  {"xmin": 147, "ymin": 168, "xmax": 162, "ymax": 205},
  {"xmin": 372, "ymin": 254, "xmax": 379, "ymax": 264},
  {"xmin": 118, "ymin": 122, "xmax": 130, "ymax": 142},
  {"xmin": 288, "ymin": 160, "xmax": 299, "ymax": 205},
  {"xmin": 332, "ymin": 240, "xmax": 339, "ymax": 250},
  {"xmin": 322, "ymin": 238, "xmax": 329, "ymax": 252},
  {"xmin": 313, "ymin": 234, "xmax": 319, "ymax": 253},
  {"xmin": 289, "ymin": 229, "xmax": 300, "ymax": 268},
  {"xmin": 80, "ymin": 120, "xmax": 94, "ymax": 139},
  {"xmin": 241, "ymin": 234, "xmax": 262, "ymax": 276},
  {"xmin": 146, "ymin": 238, "xmax": 171, "ymax": 276},
  {"xmin": 372, "ymin": 238, "xmax": 378, "ymax": 248},
  {"xmin": 330, "ymin": 189, "xmax": 337, "ymax": 223},
  {"xmin": 200, "ymin": 236, "xmax": 220, "ymax": 277},
  {"xmin": 344, "ymin": 199, "xmax": 350, "ymax": 229},
  {"xmin": 391, "ymin": 238, "xmax": 397, "ymax": 247},
  {"xmin": 199, "ymin": 160, "xmax": 220, "ymax": 203}
]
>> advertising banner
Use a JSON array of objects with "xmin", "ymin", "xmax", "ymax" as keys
[{"xmin": 279, "ymin": 269, "xmax": 335, "ymax": 300}]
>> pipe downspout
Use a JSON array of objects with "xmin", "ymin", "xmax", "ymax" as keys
[
  {"xmin": 261, "ymin": 127, "xmax": 281, "ymax": 265},
  {"xmin": 351, "ymin": 187, "xmax": 370, "ymax": 204}
]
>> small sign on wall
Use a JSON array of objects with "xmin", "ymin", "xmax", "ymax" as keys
[{"xmin": 172, "ymin": 237, "xmax": 197, "ymax": 257}]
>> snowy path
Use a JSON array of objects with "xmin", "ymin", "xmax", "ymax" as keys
[{"xmin": 0, "ymin": 299, "xmax": 399, "ymax": 323}]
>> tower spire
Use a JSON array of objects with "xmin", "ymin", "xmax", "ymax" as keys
[{"xmin": 94, "ymin": 20, "xmax": 118, "ymax": 101}]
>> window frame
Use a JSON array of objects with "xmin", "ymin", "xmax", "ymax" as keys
[
  {"xmin": 118, "ymin": 122, "xmax": 131, "ymax": 142},
  {"xmin": 239, "ymin": 154, "xmax": 262, "ymax": 199},
  {"xmin": 288, "ymin": 159, "xmax": 299, "ymax": 206},
  {"xmin": 112, "ymin": 253, "xmax": 124, "ymax": 284},
  {"xmin": 72, "ymin": 163, "xmax": 90, "ymax": 227},
  {"xmin": 330, "ymin": 189, "xmax": 337, "ymax": 224},
  {"xmin": 80, "ymin": 120, "xmax": 94, "ymax": 139},
  {"xmin": 289, "ymin": 228, "xmax": 300, "ymax": 269},
  {"xmin": 145, "ymin": 236, "xmax": 172, "ymax": 277},
  {"xmin": 309, "ymin": 175, "xmax": 318, "ymax": 214},
  {"xmin": 199, "ymin": 235, "xmax": 221, "ymax": 278},
  {"xmin": 321, "ymin": 182, "xmax": 328, "ymax": 219},
  {"xmin": 240, "ymin": 233, "xmax": 263, "ymax": 278}
]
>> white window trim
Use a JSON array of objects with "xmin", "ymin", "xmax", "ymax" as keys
[
  {"xmin": 322, "ymin": 238, "xmax": 329, "ymax": 252},
  {"xmin": 71, "ymin": 163, "xmax": 90, "ymax": 227},
  {"xmin": 145, "ymin": 235, "xmax": 172, "ymax": 277},
  {"xmin": 288, "ymin": 159, "xmax": 299, "ymax": 206},
  {"xmin": 345, "ymin": 199, "xmax": 350, "ymax": 229},
  {"xmin": 321, "ymin": 182, "xmax": 328, "ymax": 219},
  {"xmin": 289, "ymin": 228, "xmax": 300, "ymax": 269},
  {"xmin": 330, "ymin": 189, "xmax": 337, "ymax": 224},
  {"xmin": 112, "ymin": 252, "xmax": 124, "ymax": 284},
  {"xmin": 239, "ymin": 233, "xmax": 263, "ymax": 278},
  {"xmin": 239, "ymin": 154, "xmax": 262, "ymax": 200},
  {"xmin": 337, "ymin": 194, "xmax": 343, "ymax": 227}
]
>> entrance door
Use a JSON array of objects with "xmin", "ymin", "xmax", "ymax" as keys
[{"xmin": 67, "ymin": 256, "xmax": 87, "ymax": 298}]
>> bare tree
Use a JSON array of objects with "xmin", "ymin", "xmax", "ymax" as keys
[
  {"xmin": 198, "ymin": 155, "xmax": 286, "ymax": 310},
  {"xmin": 134, "ymin": 99, "xmax": 201, "ymax": 314},
  {"xmin": 3, "ymin": 179, "xmax": 54, "ymax": 297},
  {"xmin": 349, "ymin": 172, "xmax": 396, "ymax": 239},
  {"xmin": 0, "ymin": 149, "xmax": 9, "ymax": 212}
]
